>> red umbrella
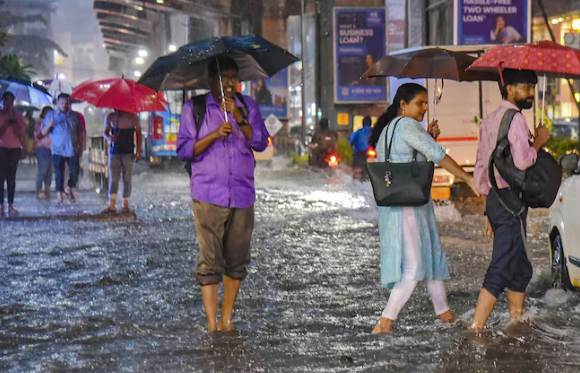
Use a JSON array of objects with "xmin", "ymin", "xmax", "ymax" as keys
[
  {"xmin": 70, "ymin": 78, "xmax": 167, "ymax": 113},
  {"xmin": 469, "ymin": 41, "xmax": 580, "ymax": 124},
  {"xmin": 468, "ymin": 41, "xmax": 580, "ymax": 80}
]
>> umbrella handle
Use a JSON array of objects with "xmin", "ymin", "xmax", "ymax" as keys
[
  {"xmin": 541, "ymin": 74, "xmax": 546, "ymax": 128},
  {"xmin": 217, "ymin": 59, "xmax": 228, "ymax": 123}
]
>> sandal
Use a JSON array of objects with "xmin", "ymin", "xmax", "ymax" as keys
[
  {"xmin": 121, "ymin": 206, "xmax": 131, "ymax": 213},
  {"xmin": 8, "ymin": 207, "xmax": 19, "ymax": 217},
  {"xmin": 101, "ymin": 206, "xmax": 116, "ymax": 214}
]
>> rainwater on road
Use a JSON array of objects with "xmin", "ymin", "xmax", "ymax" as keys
[{"xmin": 1, "ymin": 165, "xmax": 580, "ymax": 373}]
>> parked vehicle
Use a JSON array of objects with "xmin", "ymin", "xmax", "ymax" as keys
[
  {"xmin": 254, "ymin": 136, "xmax": 274, "ymax": 164},
  {"xmin": 550, "ymin": 153, "xmax": 580, "ymax": 290}
]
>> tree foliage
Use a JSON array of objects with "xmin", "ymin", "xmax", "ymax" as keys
[{"xmin": 0, "ymin": 2, "xmax": 67, "ymax": 78}]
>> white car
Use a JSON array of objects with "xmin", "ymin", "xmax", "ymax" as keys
[{"xmin": 550, "ymin": 153, "xmax": 580, "ymax": 290}]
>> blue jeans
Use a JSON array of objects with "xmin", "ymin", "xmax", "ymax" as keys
[
  {"xmin": 36, "ymin": 147, "xmax": 53, "ymax": 190},
  {"xmin": 53, "ymin": 155, "xmax": 79, "ymax": 192}
]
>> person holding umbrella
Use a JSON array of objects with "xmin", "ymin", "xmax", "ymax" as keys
[
  {"xmin": 176, "ymin": 56, "xmax": 270, "ymax": 333},
  {"xmin": 470, "ymin": 69, "xmax": 551, "ymax": 332},
  {"xmin": 101, "ymin": 110, "xmax": 142, "ymax": 213},
  {"xmin": 0, "ymin": 91, "xmax": 25, "ymax": 216}
]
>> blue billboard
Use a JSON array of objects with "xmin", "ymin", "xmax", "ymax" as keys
[
  {"xmin": 334, "ymin": 7, "xmax": 387, "ymax": 103},
  {"xmin": 246, "ymin": 67, "xmax": 289, "ymax": 119},
  {"xmin": 456, "ymin": 0, "xmax": 530, "ymax": 45}
]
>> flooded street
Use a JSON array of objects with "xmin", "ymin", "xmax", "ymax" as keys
[{"xmin": 2, "ymin": 166, "xmax": 580, "ymax": 373}]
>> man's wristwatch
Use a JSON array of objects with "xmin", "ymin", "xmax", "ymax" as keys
[{"xmin": 239, "ymin": 118, "xmax": 249, "ymax": 126}]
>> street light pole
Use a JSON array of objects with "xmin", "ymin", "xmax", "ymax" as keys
[{"xmin": 300, "ymin": 0, "xmax": 307, "ymax": 147}]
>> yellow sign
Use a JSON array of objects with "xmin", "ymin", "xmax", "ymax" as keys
[
  {"xmin": 337, "ymin": 112, "xmax": 349, "ymax": 126},
  {"xmin": 431, "ymin": 187, "xmax": 451, "ymax": 200},
  {"xmin": 352, "ymin": 115, "xmax": 378, "ymax": 132},
  {"xmin": 166, "ymin": 133, "xmax": 177, "ymax": 143}
]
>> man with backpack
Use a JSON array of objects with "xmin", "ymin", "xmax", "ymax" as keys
[
  {"xmin": 471, "ymin": 69, "xmax": 551, "ymax": 331},
  {"xmin": 176, "ymin": 56, "xmax": 270, "ymax": 333}
]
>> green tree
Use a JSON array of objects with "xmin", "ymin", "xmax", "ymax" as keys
[
  {"xmin": 0, "ymin": 54, "xmax": 34, "ymax": 79},
  {"xmin": 0, "ymin": 2, "xmax": 67, "ymax": 77}
]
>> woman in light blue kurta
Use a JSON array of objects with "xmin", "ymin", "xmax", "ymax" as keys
[{"xmin": 368, "ymin": 84, "xmax": 478, "ymax": 334}]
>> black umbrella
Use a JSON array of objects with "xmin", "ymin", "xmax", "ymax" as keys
[
  {"xmin": 138, "ymin": 35, "xmax": 300, "ymax": 92},
  {"xmin": 362, "ymin": 47, "xmax": 500, "ymax": 82},
  {"xmin": 361, "ymin": 48, "xmax": 500, "ymax": 118}
]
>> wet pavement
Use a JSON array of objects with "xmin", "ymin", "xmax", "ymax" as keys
[{"xmin": 1, "ymin": 162, "xmax": 580, "ymax": 372}]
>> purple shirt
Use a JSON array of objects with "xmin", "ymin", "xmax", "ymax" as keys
[{"xmin": 177, "ymin": 93, "xmax": 269, "ymax": 208}]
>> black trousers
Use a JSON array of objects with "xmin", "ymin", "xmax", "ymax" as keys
[
  {"xmin": 0, "ymin": 147, "xmax": 21, "ymax": 205},
  {"xmin": 482, "ymin": 188, "xmax": 532, "ymax": 298}
]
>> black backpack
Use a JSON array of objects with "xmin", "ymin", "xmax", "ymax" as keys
[
  {"xmin": 489, "ymin": 109, "xmax": 562, "ymax": 210},
  {"xmin": 184, "ymin": 92, "xmax": 249, "ymax": 176}
]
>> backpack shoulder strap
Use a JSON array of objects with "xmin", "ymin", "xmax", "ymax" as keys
[
  {"xmin": 191, "ymin": 94, "xmax": 207, "ymax": 133},
  {"xmin": 235, "ymin": 92, "xmax": 250, "ymax": 119},
  {"xmin": 497, "ymin": 108, "xmax": 519, "ymax": 143},
  {"xmin": 489, "ymin": 107, "xmax": 525, "ymax": 217},
  {"xmin": 184, "ymin": 94, "xmax": 206, "ymax": 177}
]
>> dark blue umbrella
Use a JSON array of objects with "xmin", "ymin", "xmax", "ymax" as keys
[{"xmin": 137, "ymin": 35, "xmax": 300, "ymax": 91}]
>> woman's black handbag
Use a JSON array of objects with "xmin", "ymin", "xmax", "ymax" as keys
[{"xmin": 366, "ymin": 118, "xmax": 435, "ymax": 207}]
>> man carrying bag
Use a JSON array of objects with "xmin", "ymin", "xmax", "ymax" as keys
[{"xmin": 471, "ymin": 69, "xmax": 554, "ymax": 332}]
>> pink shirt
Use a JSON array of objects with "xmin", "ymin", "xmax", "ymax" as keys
[
  {"xmin": 474, "ymin": 101, "xmax": 537, "ymax": 195},
  {"xmin": 34, "ymin": 118, "xmax": 51, "ymax": 149},
  {"xmin": 0, "ymin": 109, "xmax": 25, "ymax": 149}
]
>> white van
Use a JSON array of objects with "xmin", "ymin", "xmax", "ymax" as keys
[{"xmin": 389, "ymin": 45, "xmax": 536, "ymax": 200}]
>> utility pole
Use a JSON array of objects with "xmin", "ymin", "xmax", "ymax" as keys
[{"xmin": 300, "ymin": 0, "xmax": 307, "ymax": 147}]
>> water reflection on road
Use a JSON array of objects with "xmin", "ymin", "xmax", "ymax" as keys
[{"xmin": 1, "ymin": 167, "xmax": 579, "ymax": 372}]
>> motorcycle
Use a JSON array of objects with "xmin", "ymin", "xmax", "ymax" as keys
[{"xmin": 309, "ymin": 144, "xmax": 341, "ymax": 169}]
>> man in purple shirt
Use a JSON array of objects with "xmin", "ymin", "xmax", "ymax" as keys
[{"xmin": 177, "ymin": 56, "xmax": 269, "ymax": 333}]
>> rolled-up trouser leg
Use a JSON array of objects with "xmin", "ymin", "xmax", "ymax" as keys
[
  {"xmin": 223, "ymin": 205, "xmax": 254, "ymax": 281},
  {"xmin": 482, "ymin": 189, "xmax": 532, "ymax": 298},
  {"xmin": 192, "ymin": 200, "xmax": 254, "ymax": 285}
]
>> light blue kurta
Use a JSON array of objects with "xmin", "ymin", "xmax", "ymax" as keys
[{"xmin": 377, "ymin": 116, "xmax": 449, "ymax": 289}]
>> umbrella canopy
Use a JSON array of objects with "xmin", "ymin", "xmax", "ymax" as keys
[
  {"xmin": 468, "ymin": 41, "xmax": 580, "ymax": 79},
  {"xmin": 138, "ymin": 35, "xmax": 300, "ymax": 91},
  {"xmin": 0, "ymin": 76, "xmax": 53, "ymax": 106},
  {"xmin": 363, "ymin": 47, "xmax": 500, "ymax": 82},
  {"xmin": 48, "ymin": 78, "xmax": 74, "ymax": 98},
  {"xmin": 70, "ymin": 78, "xmax": 167, "ymax": 113}
]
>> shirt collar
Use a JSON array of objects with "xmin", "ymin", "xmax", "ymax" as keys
[{"xmin": 501, "ymin": 100, "xmax": 521, "ymax": 112}]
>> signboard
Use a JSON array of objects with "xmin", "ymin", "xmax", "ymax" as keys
[
  {"xmin": 334, "ymin": 7, "xmax": 387, "ymax": 103},
  {"xmin": 454, "ymin": 0, "xmax": 531, "ymax": 45},
  {"xmin": 265, "ymin": 114, "xmax": 283, "ymax": 137},
  {"xmin": 246, "ymin": 67, "xmax": 289, "ymax": 118}
]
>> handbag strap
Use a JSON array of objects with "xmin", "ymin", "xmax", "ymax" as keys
[{"xmin": 385, "ymin": 117, "xmax": 418, "ymax": 162}]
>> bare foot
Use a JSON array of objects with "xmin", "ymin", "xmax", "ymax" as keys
[
  {"xmin": 439, "ymin": 310, "xmax": 455, "ymax": 323},
  {"xmin": 372, "ymin": 317, "xmax": 393, "ymax": 334},
  {"xmin": 207, "ymin": 321, "xmax": 218, "ymax": 333},
  {"xmin": 218, "ymin": 319, "xmax": 236, "ymax": 332}
]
